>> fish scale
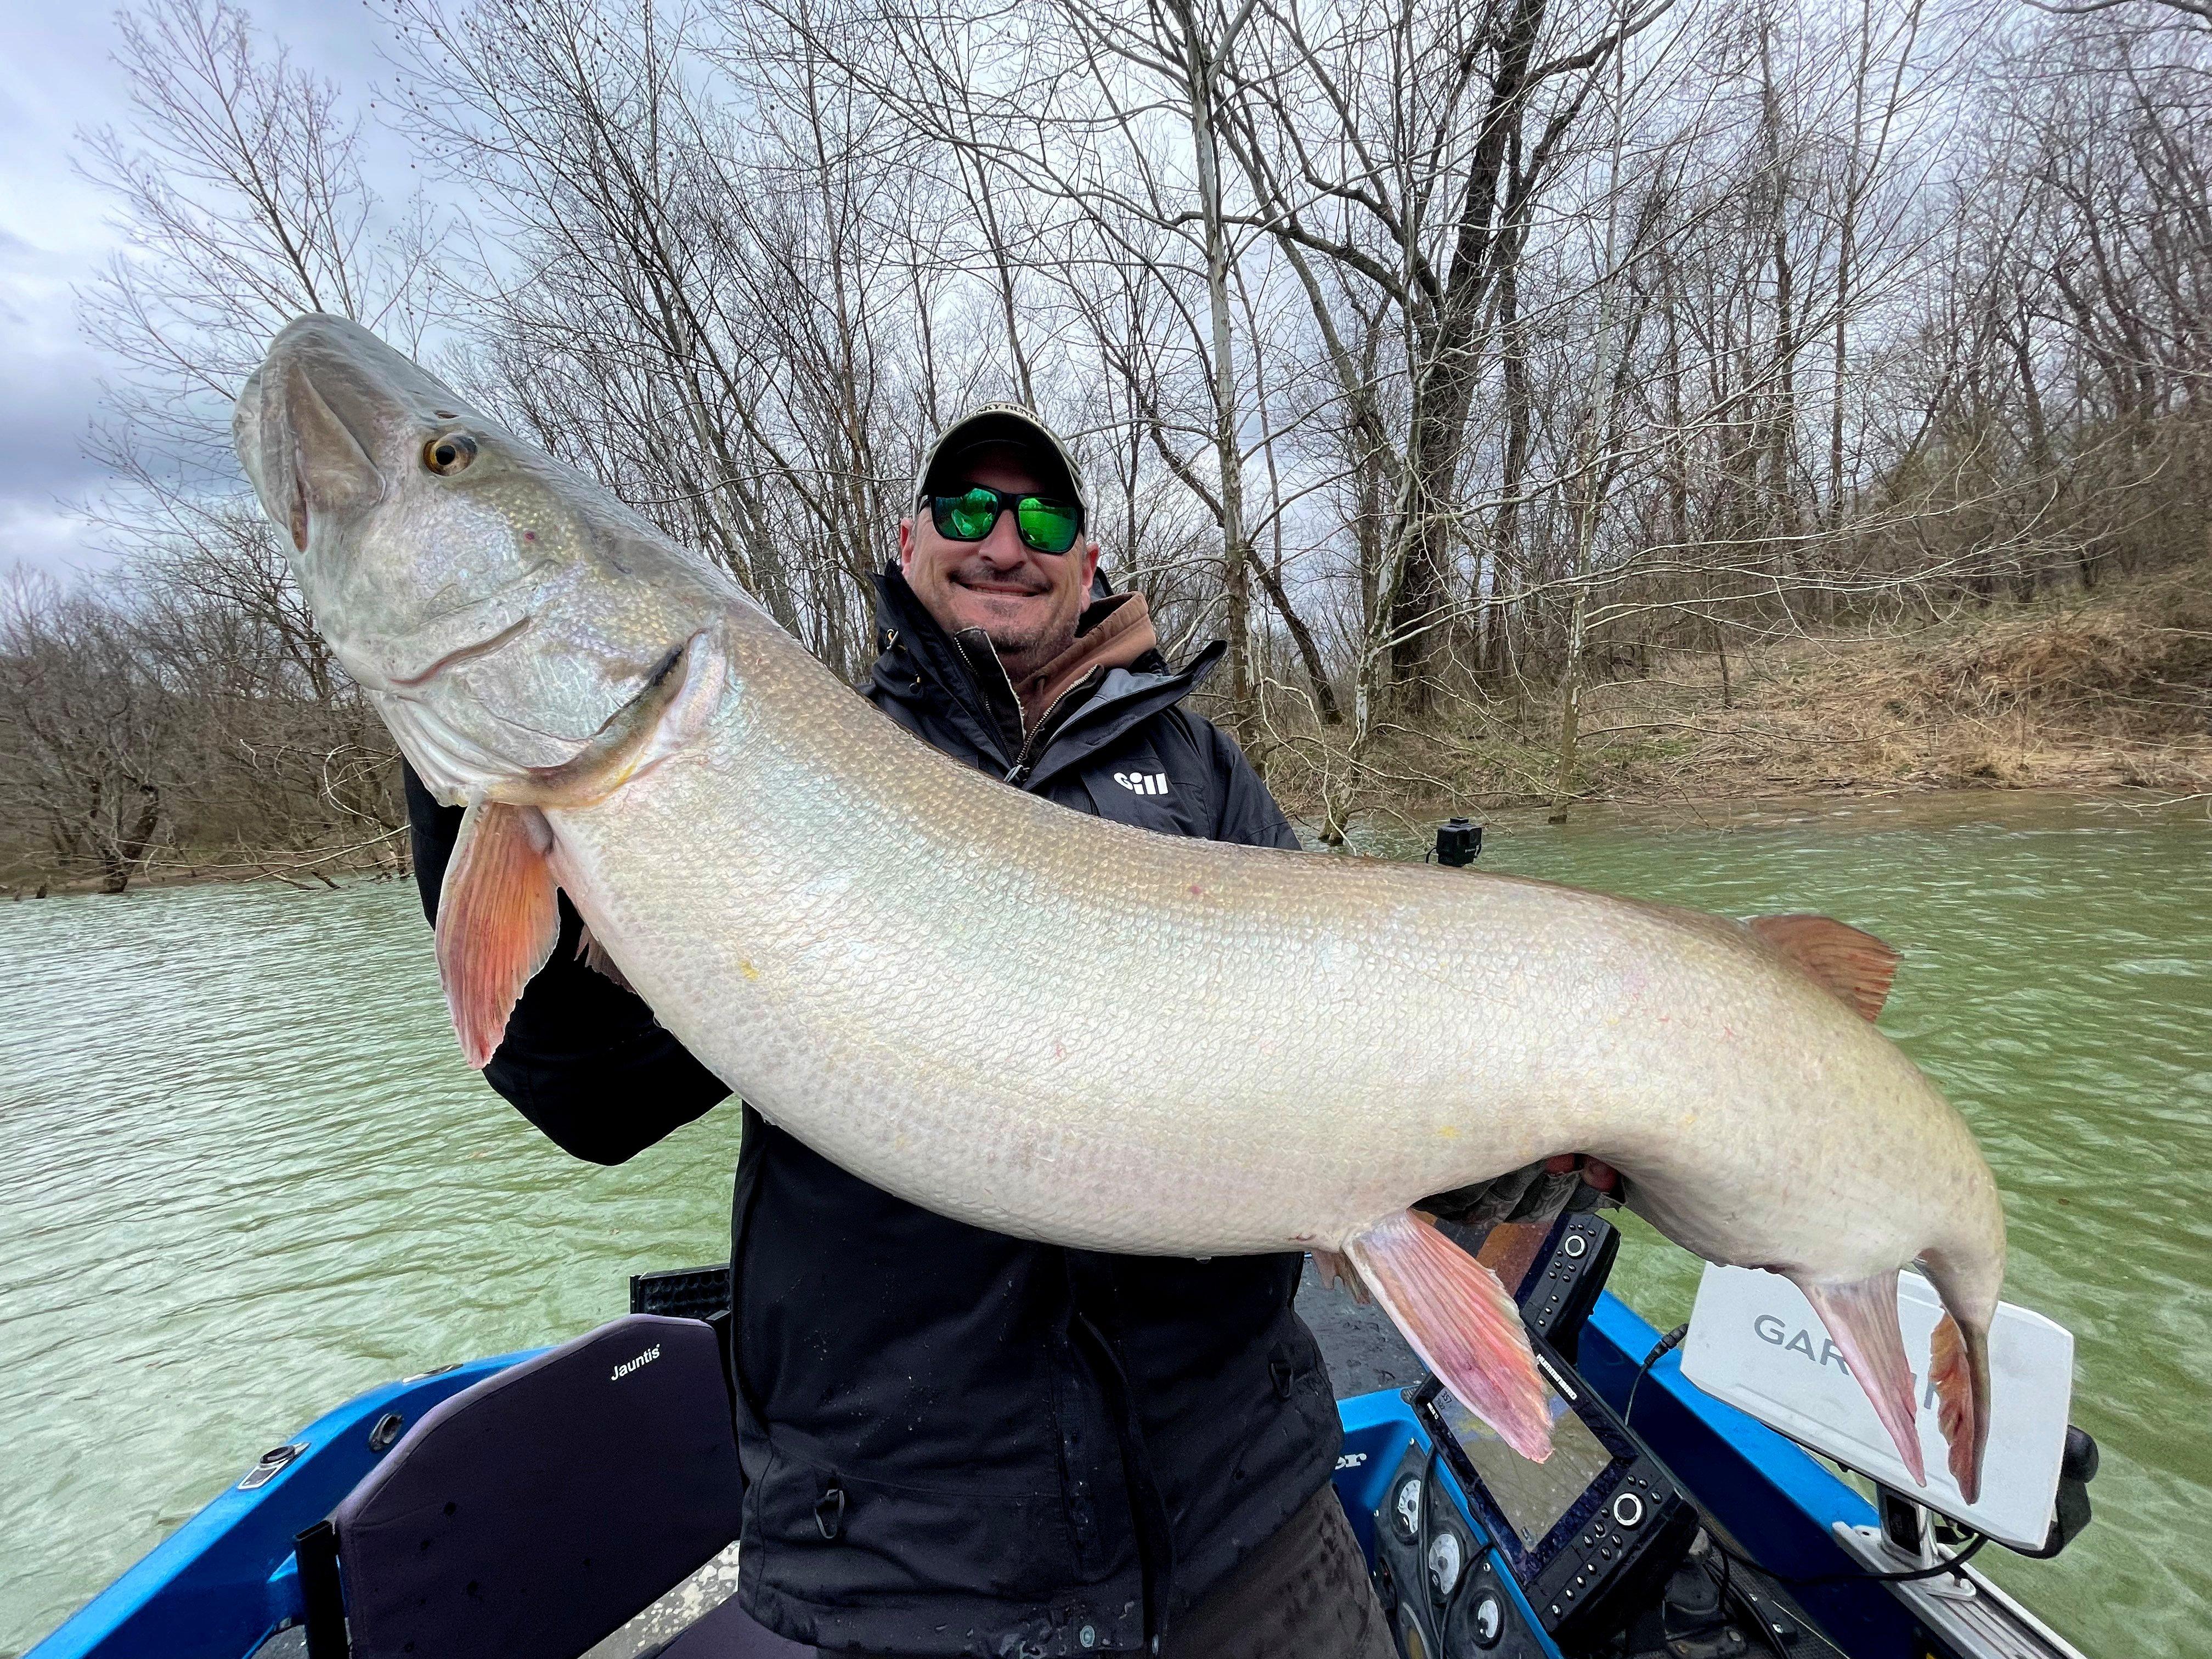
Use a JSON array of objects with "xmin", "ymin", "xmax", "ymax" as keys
[{"xmin": 234, "ymin": 311, "xmax": 2005, "ymax": 1491}]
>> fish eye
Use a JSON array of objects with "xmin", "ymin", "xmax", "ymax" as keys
[{"xmin": 424, "ymin": 431, "xmax": 479, "ymax": 475}]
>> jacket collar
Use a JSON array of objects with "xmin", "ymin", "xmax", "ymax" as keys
[
  {"xmin": 869, "ymin": 565, "xmax": 1025, "ymax": 763},
  {"xmin": 1008, "ymin": 589, "xmax": 1158, "ymax": 717},
  {"xmin": 1018, "ymin": 640, "xmax": 1224, "ymax": 793},
  {"xmin": 867, "ymin": 565, "xmax": 1218, "ymax": 783}
]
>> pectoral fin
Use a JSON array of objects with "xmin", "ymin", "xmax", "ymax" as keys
[
  {"xmin": 1796, "ymin": 1271, "xmax": 1926, "ymax": 1483},
  {"xmin": 1343, "ymin": 1211, "xmax": 1552, "ymax": 1462},
  {"xmin": 436, "ymin": 800, "xmax": 558, "ymax": 1069},
  {"xmin": 1929, "ymin": 1312, "xmax": 1991, "ymax": 1503}
]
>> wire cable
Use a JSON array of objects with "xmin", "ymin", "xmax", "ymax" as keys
[
  {"xmin": 1713, "ymin": 1527, "xmax": 1991, "ymax": 1587},
  {"xmin": 1703, "ymin": 1549, "xmax": 1794, "ymax": 1659},
  {"xmin": 1623, "ymin": 1322, "xmax": 1689, "ymax": 1427}
]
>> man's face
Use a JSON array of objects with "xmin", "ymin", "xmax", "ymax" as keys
[{"xmin": 898, "ymin": 443, "xmax": 1099, "ymax": 678}]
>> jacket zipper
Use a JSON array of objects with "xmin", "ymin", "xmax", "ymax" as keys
[
  {"xmin": 1006, "ymin": 637, "xmax": 1227, "ymax": 789},
  {"xmin": 1002, "ymin": 669, "xmax": 1104, "ymax": 788}
]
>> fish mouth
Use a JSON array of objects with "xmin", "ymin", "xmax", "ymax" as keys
[{"xmin": 238, "ymin": 314, "xmax": 468, "ymax": 556}]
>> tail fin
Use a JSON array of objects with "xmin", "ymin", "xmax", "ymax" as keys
[
  {"xmin": 1795, "ymin": 1271, "xmax": 1926, "ymax": 1485},
  {"xmin": 1928, "ymin": 1312, "xmax": 1991, "ymax": 1503},
  {"xmin": 1342, "ymin": 1211, "xmax": 1553, "ymax": 1462},
  {"xmin": 1919, "ymin": 1246, "xmax": 1998, "ymax": 1504}
]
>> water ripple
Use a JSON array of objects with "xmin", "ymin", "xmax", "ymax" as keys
[
  {"xmin": 3, "ymin": 802, "xmax": 2207, "ymax": 1656},
  {"xmin": 0, "ymin": 878, "xmax": 743, "ymax": 1651}
]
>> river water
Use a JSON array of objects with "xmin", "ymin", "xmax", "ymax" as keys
[{"xmin": 2, "ymin": 791, "xmax": 2205, "ymax": 1657}]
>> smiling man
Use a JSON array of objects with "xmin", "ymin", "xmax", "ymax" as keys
[
  {"xmin": 877, "ymin": 408, "xmax": 1243, "ymax": 791},
  {"xmin": 406, "ymin": 402, "xmax": 1392, "ymax": 1658},
  {"xmin": 895, "ymin": 420, "xmax": 1100, "ymax": 710}
]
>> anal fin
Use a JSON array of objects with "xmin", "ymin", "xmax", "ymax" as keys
[
  {"xmin": 1929, "ymin": 1312, "xmax": 1991, "ymax": 1503},
  {"xmin": 436, "ymin": 800, "xmax": 559, "ymax": 1069},
  {"xmin": 1344, "ymin": 1211, "xmax": 1552, "ymax": 1462},
  {"xmin": 1796, "ymin": 1271, "xmax": 1926, "ymax": 1484}
]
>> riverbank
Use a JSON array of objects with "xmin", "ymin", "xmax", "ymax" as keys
[
  {"xmin": 1, "ymin": 845, "xmax": 410, "ymax": 901},
  {"xmin": 1260, "ymin": 557, "xmax": 2212, "ymax": 826},
  {"xmin": 9, "ymin": 558, "xmax": 2207, "ymax": 899}
]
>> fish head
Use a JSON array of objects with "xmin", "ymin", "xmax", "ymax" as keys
[{"xmin": 234, "ymin": 313, "xmax": 741, "ymax": 804}]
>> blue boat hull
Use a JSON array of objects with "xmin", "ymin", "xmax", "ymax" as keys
[{"xmin": 32, "ymin": 1291, "xmax": 1948, "ymax": 1659}]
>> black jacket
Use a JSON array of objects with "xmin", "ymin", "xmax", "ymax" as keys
[{"xmin": 404, "ymin": 568, "xmax": 1338, "ymax": 1656}]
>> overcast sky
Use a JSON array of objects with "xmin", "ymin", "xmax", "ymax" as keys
[{"xmin": 0, "ymin": 1, "xmax": 419, "ymax": 582}]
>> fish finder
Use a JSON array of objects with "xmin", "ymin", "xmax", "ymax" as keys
[
  {"xmin": 1367, "ymin": 1216, "xmax": 1695, "ymax": 1654},
  {"xmin": 1405, "ymin": 1333, "xmax": 1695, "ymax": 1649}
]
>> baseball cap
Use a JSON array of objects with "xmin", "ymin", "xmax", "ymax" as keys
[{"xmin": 912, "ymin": 403, "xmax": 1086, "ymax": 513}]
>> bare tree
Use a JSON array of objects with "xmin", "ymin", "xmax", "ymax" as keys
[
  {"xmin": 10, "ymin": 0, "xmax": 2205, "ymax": 888},
  {"xmin": 0, "ymin": 574, "xmax": 179, "ymax": 893}
]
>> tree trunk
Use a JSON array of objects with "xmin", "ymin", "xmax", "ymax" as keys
[
  {"xmin": 1174, "ymin": 0, "xmax": 1254, "ymax": 742},
  {"xmin": 1485, "ymin": 257, "xmax": 1532, "ymax": 687},
  {"xmin": 1250, "ymin": 555, "xmax": 1342, "ymax": 724},
  {"xmin": 1373, "ymin": 0, "xmax": 1550, "ymax": 719},
  {"xmin": 1548, "ymin": 22, "xmax": 1628, "ymax": 825},
  {"xmin": 1548, "ymin": 584, "xmax": 1588, "ymax": 824}
]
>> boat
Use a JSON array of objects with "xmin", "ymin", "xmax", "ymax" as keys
[{"xmin": 27, "ymin": 1204, "xmax": 2097, "ymax": 1659}]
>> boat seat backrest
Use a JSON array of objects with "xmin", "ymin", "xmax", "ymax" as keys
[{"xmin": 325, "ymin": 1314, "xmax": 744, "ymax": 1659}]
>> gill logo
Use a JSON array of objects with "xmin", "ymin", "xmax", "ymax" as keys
[
  {"xmin": 1114, "ymin": 771, "xmax": 1170, "ymax": 797},
  {"xmin": 611, "ymin": 1343, "xmax": 662, "ymax": 1381}
]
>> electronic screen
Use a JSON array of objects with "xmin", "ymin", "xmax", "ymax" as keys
[{"xmin": 1432, "ymin": 1383, "xmax": 1615, "ymax": 1549}]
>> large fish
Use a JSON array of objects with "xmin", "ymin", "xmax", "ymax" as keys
[{"xmin": 235, "ymin": 315, "xmax": 2003, "ymax": 1496}]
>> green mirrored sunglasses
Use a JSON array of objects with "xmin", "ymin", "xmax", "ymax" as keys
[{"xmin": 924, "ymin": 485, "xmax": 1085, "ymax": 555}]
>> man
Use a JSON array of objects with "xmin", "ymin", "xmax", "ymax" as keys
[{"xmin": 407, "ymin": 404, "xmax": 1395, "ymax": 1658}]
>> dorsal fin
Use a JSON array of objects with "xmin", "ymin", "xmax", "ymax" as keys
[{"xmin": 1746, "ymin": 913, "xmax": 1900, "ymax": 1022}]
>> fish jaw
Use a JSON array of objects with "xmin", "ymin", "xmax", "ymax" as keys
[{"xmin": 234, "ymin": 313, "xmax": 748, "ymax": 804}]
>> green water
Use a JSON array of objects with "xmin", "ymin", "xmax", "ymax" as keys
[{"xmin": 2, "ymin": 792, "xmax": 2206, "ymax": 1656}]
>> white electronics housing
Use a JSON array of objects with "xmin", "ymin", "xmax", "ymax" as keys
[{"xmin": 1680, "ymin": 1265, "xmax": 2075, "ymax": 1549}]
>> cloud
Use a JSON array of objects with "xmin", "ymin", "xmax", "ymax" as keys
[
  {"xmin": 0, "ymin": 224, "xmax": 123, "ymax": 560},
  {"xmin": 0, "ymin": 3, "xmax": 439, "ymax": 589},
  {"xmin": 0, "ymin": 500, "xmax": 115, "ymax": 580}
]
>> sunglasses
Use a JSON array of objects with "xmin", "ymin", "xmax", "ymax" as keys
[{"xmin": 923, "ymin": 485, "xmax": 1085, "ymax": 556}]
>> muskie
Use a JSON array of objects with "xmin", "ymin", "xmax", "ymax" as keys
[{"xmin": 236, "ymin": 316, "xmax": 2004, "ymax": 1497}]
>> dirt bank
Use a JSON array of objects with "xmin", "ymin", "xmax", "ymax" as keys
[{"xmin": 1261, "ymin": 558, "xmax": 2212, "ymax": 825}]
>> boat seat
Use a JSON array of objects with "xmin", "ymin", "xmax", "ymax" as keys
[{"xmin": 297, "ymin": 1314, "xmax": 751, "ymax": 1659}]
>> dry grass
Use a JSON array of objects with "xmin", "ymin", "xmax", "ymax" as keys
[{"xmin": 1260, "ymin": 558, "xmax": 2212, "ymax": 822}]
